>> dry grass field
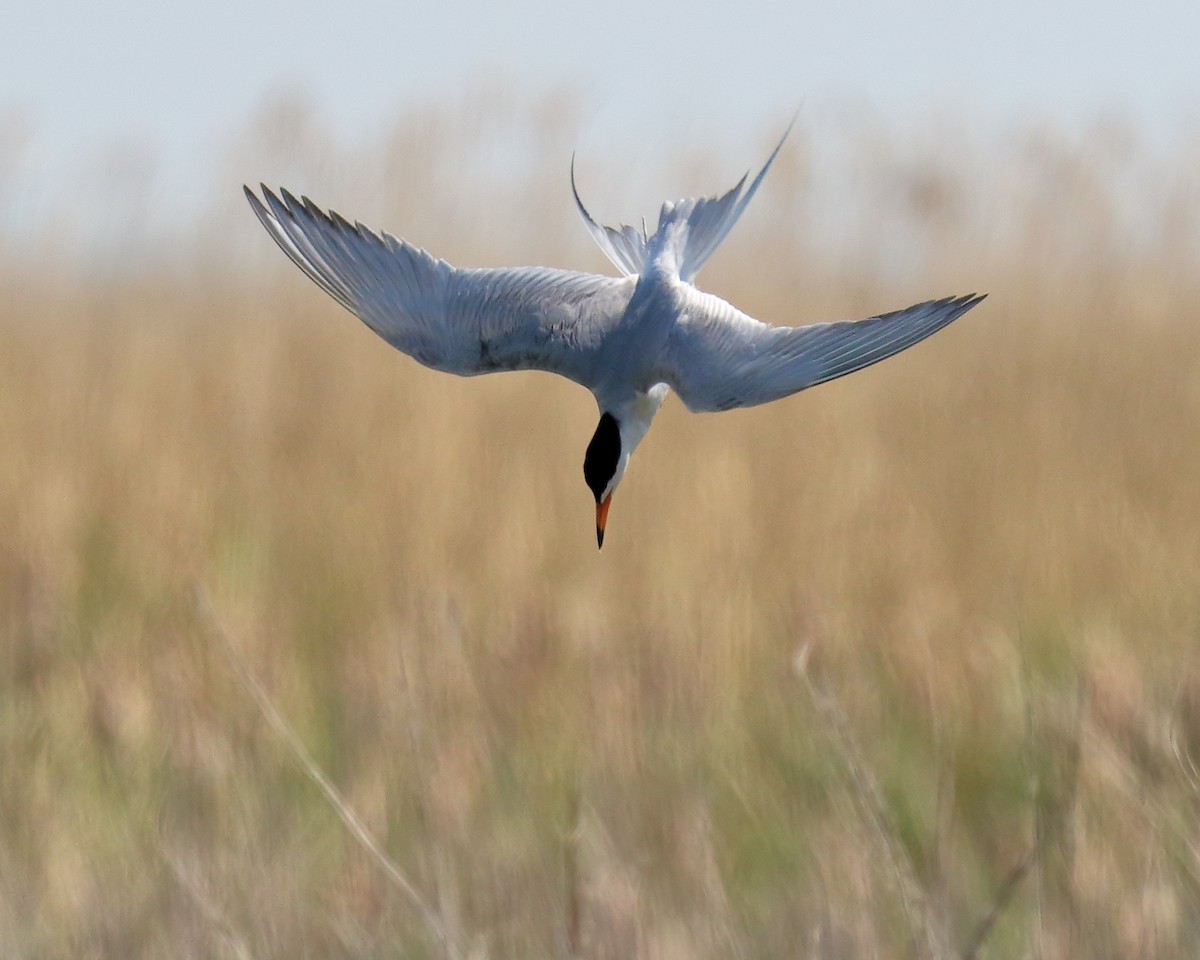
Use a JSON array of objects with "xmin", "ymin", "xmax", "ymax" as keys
[{"xmin": 2, "ymin": 98, "xmax": 1200, "ymax": 958}]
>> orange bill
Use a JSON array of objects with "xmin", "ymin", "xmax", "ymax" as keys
[{"xmin": 595, "ymin": 494, "xmax": 612, "ymax": 549}]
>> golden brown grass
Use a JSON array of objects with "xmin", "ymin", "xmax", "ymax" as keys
[{"xmin": 2, "ymin": 99, "xmax": 1200, "ymax": 958}]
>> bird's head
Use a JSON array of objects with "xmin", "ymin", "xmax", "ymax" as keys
[
  {"xmin": 583, "ymin": 412, "xmax": 626, "ymax": 549},
  {"xmin": 583, "ymin": 386, "xmax": 668, "ymax": 548}
]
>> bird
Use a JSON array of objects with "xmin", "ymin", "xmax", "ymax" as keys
[{"xmin": 245, "ymin": 125, "xmax": 983, "ymax": 548}]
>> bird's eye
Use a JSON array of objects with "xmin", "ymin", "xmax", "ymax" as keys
[{"xmin": 583, "ymin": 413, "xmax": 621, "ymax": 502}]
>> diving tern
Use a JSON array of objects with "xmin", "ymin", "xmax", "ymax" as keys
[{"xmin": 245, "ymin": 127, "xmax": 983, "ymax": 548}]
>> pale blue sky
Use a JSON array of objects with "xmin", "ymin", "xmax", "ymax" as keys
[
  {"xmin": 9, "ymin": 0, "xmax": 1200, "ymax": 159},
  {"xmin": 4, "ymin": 0, "xmax": 1198, "ymax": 255}
]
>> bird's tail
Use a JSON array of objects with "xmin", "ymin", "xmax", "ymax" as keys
[{"xmin": 570, "ymin": 119, "xmax": 793, "ymax": 283}]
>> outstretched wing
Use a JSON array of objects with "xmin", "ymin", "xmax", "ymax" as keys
[
  {"xmin": 245, "ymin": 186, "xmax": 634, "ymax": 387},
  {"xmin": 659, "ymin": 287, "xmax": 985, "ymax": 412}
]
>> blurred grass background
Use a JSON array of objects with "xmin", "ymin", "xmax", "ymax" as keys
[{"xmin": 3, "ymin": 92, "xmax": 1200, "ymax": 958}]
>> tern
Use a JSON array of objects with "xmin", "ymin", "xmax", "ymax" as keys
[{"xmin": 245, "ymin": 127, "xmax": 983, "ymax": 547}]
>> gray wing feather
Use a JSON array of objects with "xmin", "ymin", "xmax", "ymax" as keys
[
  {"xmin": 245, "ymin": 185, "xmax": 633, "ymax": 387},
  {"xmin": 661, "ymin": 288, "xmax": 985, "ymax": 412}
]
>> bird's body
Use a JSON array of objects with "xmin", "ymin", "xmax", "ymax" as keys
[{"xmin": 246, "ymin": 125, "xmax": 983, "ymax": 546}]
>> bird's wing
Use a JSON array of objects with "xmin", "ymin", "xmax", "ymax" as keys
[
  {"xmin": 245, "ymin": 185, "xmax": 634, "ymax": 387},
  {"xmin": 658, "ymin": 287, "xmax": 985, "ymax": 412}
]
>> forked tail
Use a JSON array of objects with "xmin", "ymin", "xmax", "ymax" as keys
[{"xmin": 570, "ymin": 118, "xmax": 793, "ymax": 283}]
